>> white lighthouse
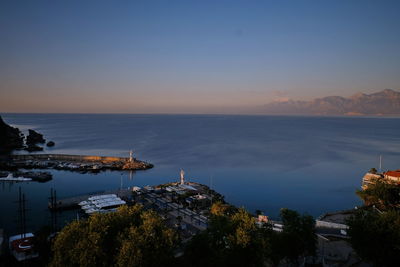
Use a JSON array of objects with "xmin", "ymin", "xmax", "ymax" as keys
[
  {"xmin": 129, "ymin": 150, "xmax": 133, "ymax": 163},
  {"xmin": 180, "ymin": 169, "xmax": 185, "ymax": 185}
]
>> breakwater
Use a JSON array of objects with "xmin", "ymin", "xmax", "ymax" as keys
[
  {"xmin": 0, "ymin": 153, "xmax": 153, "ymax": 172},
  {"xmin": 10, "ymin": 154, "xmax": 129, "ymax": 162}
]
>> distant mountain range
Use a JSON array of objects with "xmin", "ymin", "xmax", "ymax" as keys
[{"xmin": 257, "ymin": 89, "xmax": 400, "ymax": 116}]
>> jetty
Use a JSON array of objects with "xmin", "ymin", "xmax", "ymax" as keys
[
  {"xmin": 48, "ymin": 188, "xmax": 132, "ymax": 211},
  {"xmin": 0, "ymin": 153, "xmax": 153, "ymax": 173}
]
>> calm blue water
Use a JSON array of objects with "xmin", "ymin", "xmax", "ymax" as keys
[{"xmin": 1, "ymin": 114, "xmax": 400, "ymax": 234}]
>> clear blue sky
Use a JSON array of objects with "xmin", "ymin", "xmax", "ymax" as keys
[{"xmin": 1, "ymin": 0, "xmax": 399, "ymax": 113}]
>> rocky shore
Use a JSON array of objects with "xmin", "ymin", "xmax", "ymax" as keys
[
  {"xmin": 0, "ymin": 116, "xmax": 153, "ymax": 173},
  {"xmin": 0, "ymin": 115, "xmax": 56, "ymax": 152},
  {"xmin": 0, "ymin": 116, "xmax": 24, "ymax": 152}
]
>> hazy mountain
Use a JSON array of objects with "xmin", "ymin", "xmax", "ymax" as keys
[{"xmin": 258, "ymin": 89, "xmax": 400, "ymax": 116}]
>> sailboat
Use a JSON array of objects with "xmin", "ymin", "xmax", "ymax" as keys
[{"xmin": 8, "ymin": 187, "xmax": 39, "ymax": 261}]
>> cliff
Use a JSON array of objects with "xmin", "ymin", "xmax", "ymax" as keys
[{"xmin": 0, "ymin": 116, "xmax": 24, "ymax": 152}]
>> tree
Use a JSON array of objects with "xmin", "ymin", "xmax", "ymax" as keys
[
  {"xmin": 357, "ymin": 180, "xmax": 400, "ymax": 210},
  {"xmin": 369, "ymin": 167, "xmax": 377, "ymax": 174},
  {"xmin": 116, "ymin": 210, "xmax": 178, "ymax": 267},
  {"xmin": 278, "ymin": 208, "xmax": 316, "ymax": 264},
  {"xmin": 50, "ymin": 205, "xmax": 178, "ymax": 267},
  {"xmin": 183, "ymin": 207, "xmax": 271, "ymax": 267},
  {"xmin": 347, "ymin": 210, "xmax": 400, "ymax": 266}
]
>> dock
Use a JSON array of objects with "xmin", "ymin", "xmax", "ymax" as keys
[{"xmin": 49, "ymin": 188, "xmax": 133, "ymax": 211}]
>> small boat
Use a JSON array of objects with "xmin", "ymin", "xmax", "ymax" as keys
[
  {"xmin": 85, "ymin": 208, "xmax": 100, "ymax": 214},
  {"xmin": 88, "ymin": 194, "xmax": 117, "ymax": 201},
  {"xmin": 9, "ymin": 233, "xmax": 39, "ymax": 261},
  {"xmin": 78, "ymin": 200, "xmax": 89, "ymax": 206},
  {"xmin": 81, "ymin": 204, "xmax": 97, "ymax": 210},
  {"xmin": 0, "ymin": 174, "xmax": 32, "ymax": 182},
  {"xmin": 95, "ymin": 199, "xmax": 126, "ymax": 209}
]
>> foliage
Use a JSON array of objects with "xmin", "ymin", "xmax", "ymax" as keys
[
  {"xmin": 347, "ymin": 209, "xmax": 400, "ymax": 266},
  {"xmin": 50, "ymin": 205, "xmax": 178, "ymax": 267},
  {"xmin": 369, "ymin": 167, "xmax": 377, "ymax": 174},
  {"xmin": 116, "ymin": 210, "xmax": 178, "ymax": 267},
  {"xmin": 183, "ymin": 207, "xmax": 269, "ymax": 267},
  {"xmin": 183, "ymin": 206, "xmax": 316, "ymax": 266},
  {"xmin": 210, "ymin": 201, "xmax": 236, "ymax": 217},
  {"xmin": 278, "ymin": 208, "xmax": 316, "ymax": 263},
  {"xmin": 357, "ymin": 179, "xmax": 400, "ymax": 209}
]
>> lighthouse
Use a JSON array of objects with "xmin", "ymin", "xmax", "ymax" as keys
[
  {"xmin": 180, "ymin": 169, "xmax": 185, "ymax": 185},
  {"xmin": 129, "ymin": 150, "xmax": 133, "ymax": 163}
]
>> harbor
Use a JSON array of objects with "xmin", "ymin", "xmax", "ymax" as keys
[{"xmin": 0, "ymin": 152, "xmax": 154, "ymax": 173}]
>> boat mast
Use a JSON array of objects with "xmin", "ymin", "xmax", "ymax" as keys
[
  {"xmin": 22, "ymin": 192, "xmax": 26, "ymax": 238},
  {"xmin": 18, "ymin": 187, "xmax": 27, "ymax": 238}
]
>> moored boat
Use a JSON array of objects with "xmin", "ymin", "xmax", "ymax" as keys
[{"xmin": 8, "ymin": 233, "xmax": 39, "ymax": 261}]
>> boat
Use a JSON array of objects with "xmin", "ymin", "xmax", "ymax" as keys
[
  {"xmin": 94, "ymin": 199, "xmax": 126, "ymax": 209},
  {"xmin": 9, "ymin": 233, "xmax": 39, "ymax": 261},
  {"xmin": 81, "ymin": 204, "xmax": 97, "ymax": 210},
  {"xmin": 8, "ymin": 188, "xmax": 39, "ymax": 261},
  {"xmin": 88, "ymin": 194, "xmax": 117, "ymax": 201},
  {"xmin": 80, "ymin": 194, "xmax": 126, "ymax": 215},
  {"xmin": 78, "ymin": 200, "xmax": 89, "ymax": 206},
  {"xmin": 0, "ymin": 174, "xmax": 32, "ymax": 182},
  {"xmin": 85, "ymin": 207, "xmax": 100, "ymax": 214}
]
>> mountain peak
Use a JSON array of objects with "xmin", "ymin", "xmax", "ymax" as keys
[{"xmin": 260, "ymin": 89, "xmax": 400, "ymax": 116}]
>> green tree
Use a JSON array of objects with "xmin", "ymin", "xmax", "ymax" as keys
[
  {"xmin": 183, "ymin": 207, "xmax": 272, "ymax": 267},
  {"xmin": 116, "ymin": 210, "xmax": 178, "ymax": 267},
  {"xmin": 278, "ymin": 208, "xmax": 316, "ymax": 264},
  {"xmin": 347, "ymin": 210, "xmax": 400, "ymax": 266},
  {"xmin": 357, "ymin": 180, "xmax": 400, "ymax": 210},
  {"xmin": 50, "ymin": 205, "xmax": 178, "ymax": 267}
]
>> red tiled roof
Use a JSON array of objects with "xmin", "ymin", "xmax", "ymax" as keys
[{"xmin": 384, "ymin": 171, "xmax": 400, "ymax": 178}]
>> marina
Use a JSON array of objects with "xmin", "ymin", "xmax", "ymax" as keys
[
  {"xmin": 0, "ymin": 152, "xmax": 153, "ymax": 173},
  {"xmin": 48, "ymin": 188, "xmax": 132, "ymax": 211}
]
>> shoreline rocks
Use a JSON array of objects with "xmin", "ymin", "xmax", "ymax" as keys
[
  {"xmin": 0, "ymin": 116, "xmax": 25, "ymax": 152},
  {"xmin": 0, "ymin": 115, "xmax": 55, "ymax": 153},
  {"xmin": 46, "ymin": 141, "xmax": 55, "ymax": 147},
  {"xmin": 26, "ymin": 129, "xmax": 46, "ymax": 151}
]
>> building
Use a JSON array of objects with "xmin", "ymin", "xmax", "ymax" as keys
[
  {"xmin": 186, "ymin": 194, "xmax": 210, "ymax": 208},
  {"xmin": 362, "ymin": 169, "xmax": 400, "ymax": 189},
  {"xmin": 383, "ymin": 170, "xmax": 400, "ymax": 183},
  {"xmin": 361, "ymin": 172, "xmax": 383, "ymax": 189}
]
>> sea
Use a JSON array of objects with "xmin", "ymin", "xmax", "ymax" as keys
[{"xmin": 1, "ymin": 113, "xmax": 400, "ymax": 234}]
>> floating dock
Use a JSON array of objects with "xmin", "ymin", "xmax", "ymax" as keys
[{"xmin": 48, "ymin": 188, "xmax": 132, "ymax": 211}]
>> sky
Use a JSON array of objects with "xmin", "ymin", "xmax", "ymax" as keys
[{"xmin": 1, "ymin": 0, "xmax": 400, "ymax": 114}]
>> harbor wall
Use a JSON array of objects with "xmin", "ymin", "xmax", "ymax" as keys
[{"xmin": 10, "ymin": 154, "xmax": 129, "ymax": 163}]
